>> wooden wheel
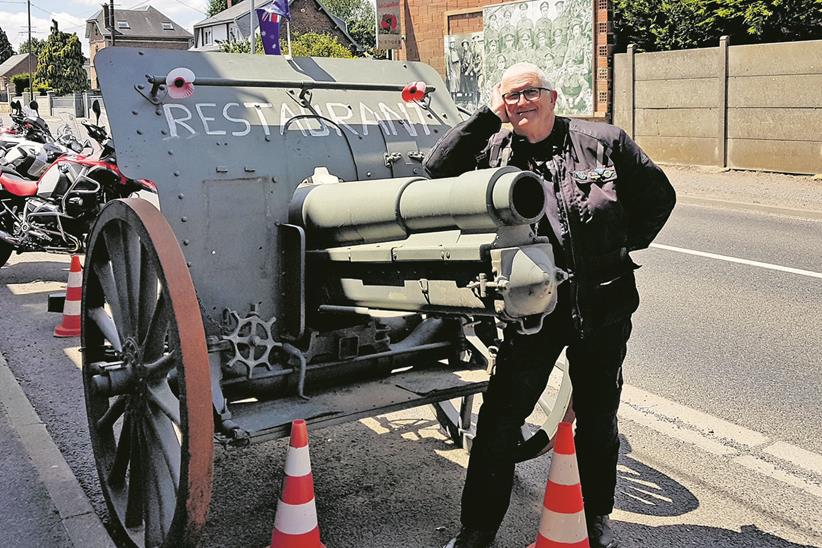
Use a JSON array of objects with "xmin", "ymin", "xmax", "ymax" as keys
[{"xmin": 81, "ymin": 198, "xmax": 213, "ymax": 548}]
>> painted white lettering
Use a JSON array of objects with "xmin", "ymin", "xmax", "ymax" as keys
[
  {"xmin": 395, "ymin": 103, "xmax": 418, "ymax": 137},
  {"xmin": 407, "ymin": 103, "xmax": 432, "ymax": 136},
  {"xmin": 162, "ymin": 104, "xmax": 196, "ymax": 138},
  {"xmin": 196, "ymin": 103, "xmax": 226, "ymax": 136},
  {"xmin": 360, "ymin": 103, "xmax": 392, "ymax": 136},
  {"xmin": 223, "ymin": 102, "xmax": 251, "ymax": 137},
  {"xmin": 279, "ymin": 103, "xmax": 310, "ymax": 136},
  {"xmin": 244, "ymin": 102, "xmax": 274, "ymax": 136},
  {"xmin": 302, "ymin": 106, "xmax": 331, "ymax": 137},
  {"xmin": 378, "ymin": 103, "xmax": 405, "ymax": 136},
  {"xmin": 325, "ymin": 103, "xmax": 359, "ymax": 137}
]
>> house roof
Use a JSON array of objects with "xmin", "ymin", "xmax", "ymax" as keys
[
  {"xmin": 0, "ymin": 53, "xmax": 36, "ymax": 77},
  {"xmin": 86, "ymin": 6, "xmax": 193, "ymax": 41},
  {"xmin": 194, "ymin": 0, "xmax": 361, "ymax": 50}
]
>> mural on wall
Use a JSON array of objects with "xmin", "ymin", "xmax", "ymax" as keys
[
  {"xmin": 482, "ymin": 0, "xmax": 593, "ymax": 116},
  {"xmin": 443, "ymin": 32, "xmax": 485, "ymax": 113}
]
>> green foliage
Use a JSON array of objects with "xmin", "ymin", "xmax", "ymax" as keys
[
  {"xmin": 35, "ymin": 28, "xmax": 88, "ymax": 94},
  {"xmin": 613, "ymin": 0, "xmax": 822, "ymax": 52},
  {"xmin": 218, "ymin": 34, "xmax": 262, "ymax": 53},
  {"xmin": 207, "ymin": 0, "xmax": 244, "ymax": 17},
  {"xmin": 321, "ymin": 0, "xmax": 376, "ymax": 52},
  {"xmin": 0, "ymin": 27, "xmax": 14, "ymax": 64},
  {"xmin": 19, "ymin": 37, "xmax": 44, "ymax": 56},
  {"xmin": 11, "ymin": 73, "xmax": 30, "ymax": 95},
  {"xmin": 219, "ymin": 32, "xmax": 353, "ymax": 58},
  {"xmin": 283, "ymin": 32, "xmax": 354, "ymax": 58}
]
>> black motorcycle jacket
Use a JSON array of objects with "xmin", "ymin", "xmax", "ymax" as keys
[{"xmin": 423, "ymin": 106, "xmax": 676, "ymax": 335}]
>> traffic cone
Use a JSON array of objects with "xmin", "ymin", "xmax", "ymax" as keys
[
  {"xmin": 528, "ymin": 421, "xmax": 589, "ymax": 548},
  {"xmin": 54, "ymin": 255, "xmax": 82, "ymax": 337},
  {"xmin": 271, "ymin": 419, "xmax": 325, "ymax": 548}
]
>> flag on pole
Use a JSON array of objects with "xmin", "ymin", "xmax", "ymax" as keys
[
  {"xmin": 256, "ymin": 7, "xmax": 282, "ymax": 54},
  {"xmin": 267, "ymin": 0, "xmax": 290, "ymax": 20}
]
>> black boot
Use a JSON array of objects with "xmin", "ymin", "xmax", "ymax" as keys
[
  {"xmin": 586, "ymin": 514, "xmax": 618, "ymax": 548},
  {"xmin": 442, "ymin": 526, "xmax": 497, "ymax": 548}
]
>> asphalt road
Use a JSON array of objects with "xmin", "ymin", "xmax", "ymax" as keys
[{"xmin": 0, "ymin": 167, "xmax": 820, "ymax": 547}]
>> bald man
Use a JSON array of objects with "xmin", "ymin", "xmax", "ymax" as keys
[{"xmin": 425, "ymin": 63, "xmax": 675, "ymax": 548}]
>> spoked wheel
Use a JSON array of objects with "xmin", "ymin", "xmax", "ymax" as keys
[
  {"xmin": 81, "ymin": 198, "xmax": 213, "ymax": 548},
  {"xmin": 434, "ymin": 358, "xmax": 575, "ymax": 462}
]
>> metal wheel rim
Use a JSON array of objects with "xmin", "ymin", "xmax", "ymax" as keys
[{"xmin": 81, "ymin": 198, "xmax": 213, "ymax": 548}]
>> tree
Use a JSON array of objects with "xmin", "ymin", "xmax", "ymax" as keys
[
  {"xmin": 207, "ymin": 0, "xmax": 244, "ymax": 17},
  {"xmin": 613, "ymin": 0, "xmax": 822, "ymax": 52},
  {"xmin": 219, "ymin": 32, "xmax": 353, "ymax": 58},
  {"xmin": 19, "ymin": 37, "xmax": 45, "ymax": 56},
  {"xmin": 321, "ymin": 0, "xmax": 375, "ymax": 51},
  {"xmin": 284, "ymin": 32, "xmax": 354, "ymax": 58},
  {"xmin": 35, "ymin": 21, "xmax": 88, "ymax": 94},
  {"xmin": 0, "ymin": 27, "xmax": 14, "ymax": 64}
]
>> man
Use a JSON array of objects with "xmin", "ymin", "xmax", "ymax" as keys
[{"xmin": 425, "ymin": 63, "xmax": 675, "ymax": 548}]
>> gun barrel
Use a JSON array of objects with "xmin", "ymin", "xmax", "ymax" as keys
[{"xmin": 290, "ymin": 167, "xmax": 546, "ymax": 248}]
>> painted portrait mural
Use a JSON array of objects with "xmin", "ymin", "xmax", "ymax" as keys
[
  {"xmin": 444, "ymin": 32, "xmax": 486, "ymax": 112},
  {"xmin": 482, "ymin": 0, "xmax": 593, "ymax": 116}
]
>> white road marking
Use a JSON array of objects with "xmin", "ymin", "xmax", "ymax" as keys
[
  {"xmin": 619, "ymin": 402, "xmax": 738, "ymax": 456},
  {"xmin": 5, "ymin": 281, "xmax": 66, "ymax": 295},
  {"xmin": 620, "ymin": 384, "xmax": 822, "ymax": 499},
  {"xmin": 622, "ymin": 385, "xmax": 769, "ymax": 447},
  {"xmin": 649, "ymin": 243, "xmax": 822, "ymax": 279},
  {"xmin": 733, "ymin": 455, "xmax": 822, "ymax": 498},
  {"xmin": 763, "ymin": 441, "xmax": 822, "ymax": 476}
]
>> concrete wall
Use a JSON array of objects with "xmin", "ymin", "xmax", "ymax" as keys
[{"xmin": 613, "ymin": 39, "xmax": 822, "ymax": 175}]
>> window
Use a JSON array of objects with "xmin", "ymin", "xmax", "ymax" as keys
[
  {"xmin": 162, "ymin": 22, "xmax": 174, "ymax": 30},
  {"xmin": 117, "ymin": 21, "xmax": 130, "ymax": 29},
  {"xmin": 598, "ymin": 0, "xmax": 608, "ymax": 9},
  {"xmin": 203, "ymin": 28, "xmax": 213, "ymax": 45}
]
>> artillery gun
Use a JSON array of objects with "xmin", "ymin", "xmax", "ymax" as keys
[{"xmin": 83, "ymin": 48, "xmax": 573, "ymax": 547}]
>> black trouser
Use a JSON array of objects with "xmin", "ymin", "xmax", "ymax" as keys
[{"xmin": 460, "ymin": 305, "xmax": 632, "ymax": 531}]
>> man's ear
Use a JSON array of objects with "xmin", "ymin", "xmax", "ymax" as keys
[{"xmin": 549, "ymin": 89, "xmax": 558, "ymax": 104}]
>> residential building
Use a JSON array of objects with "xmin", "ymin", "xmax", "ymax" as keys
[
  {"xmin": 192, "ymin": 0, "xmax": 360, "ymax": 52},
  {"xmin": 0, "ymin": 53, "xmax": 37, "ymax": 92},
  {"xmin": 86, "ymin": 5, "xmax": 194, "ymax": 88}
]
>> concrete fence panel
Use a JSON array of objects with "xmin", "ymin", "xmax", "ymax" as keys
[{"xmin": 612, "ymin": 38, "xmax": 822, "ymax": 174}]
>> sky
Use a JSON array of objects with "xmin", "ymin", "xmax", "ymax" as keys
[{"xmin": 0, "ymin": 0, "xmax": 211, "ymax": 57}]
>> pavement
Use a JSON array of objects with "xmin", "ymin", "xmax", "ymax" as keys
[
  {"xmin": 0, "ymin": 353, "xmax": 115, "ymax": 548},
  {"xmin": 0, "ymin": 133, "xmax": 818, "ymax": 547}
]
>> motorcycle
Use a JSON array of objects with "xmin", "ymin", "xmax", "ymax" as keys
[
  {"xmin": 0, "ymin": 100, "xmax": 156, "ymax": 267},
  {"xmin": 0, "ymin": 100, "xmax": 54, "ymax": 152}
]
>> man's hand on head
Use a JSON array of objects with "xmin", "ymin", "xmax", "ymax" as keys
[{"xmin": 490, "ymin": 83, "xmax": 509, "ymax": 123}]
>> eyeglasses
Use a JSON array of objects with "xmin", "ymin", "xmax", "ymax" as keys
[{"xmin": 501, "ymin": 87, "xmax": 550, "ymax": 104}]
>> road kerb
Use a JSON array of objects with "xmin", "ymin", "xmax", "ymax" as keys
[{"xmin": 0, "ymin": 353, "xmax": 115, "ymax": 548}]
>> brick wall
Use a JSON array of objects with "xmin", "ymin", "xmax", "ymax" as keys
[{"xmin": 398, "ymin": 0, "xmax": 612, "ymax": 118}]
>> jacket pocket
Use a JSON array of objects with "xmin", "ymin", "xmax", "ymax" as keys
[{"xmin": 580, "ymin": 268, "xmax": 639, "ymax": 329}]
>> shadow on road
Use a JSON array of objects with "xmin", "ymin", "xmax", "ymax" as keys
[
  {"xmin": 615, "ymin": 522, "xmax": 816, "ymax": 548},
  {"xmin": 615, "ymin": 435, "xmax": 699, "ymax": 517}
]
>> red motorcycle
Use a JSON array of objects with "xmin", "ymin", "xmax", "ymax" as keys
[{"xmin": 0, "ymin": 100, "xmax": 156, "ymax": 267}]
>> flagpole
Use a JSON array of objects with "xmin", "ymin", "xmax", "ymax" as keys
[
  {"xmin": 286, "ymin": 21, "xmax": 292, "ymax": 58},
  {"xmin": 250, "ymin": 0, "xmax": 256, "ymax": 53}
]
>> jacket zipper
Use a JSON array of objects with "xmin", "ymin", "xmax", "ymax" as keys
[{"xmin": 552, "ymin": 147, "xmax": 584, "ymax": 335}]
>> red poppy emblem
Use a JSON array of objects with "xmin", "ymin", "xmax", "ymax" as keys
[{"xmin": 381, "ymin": 14, "xmax": 398, "ymax": 33}]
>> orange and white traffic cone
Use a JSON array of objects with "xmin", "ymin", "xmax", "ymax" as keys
[
  {"xmin": 528, "ymin": 421, "xmax": 589, "ymax": 548},
  {"xmin": 54, "ymin": 255, "xmax": 82, "ymax": 338},
  {"xmin": 271, "ymin": 419, "xmax": 325, "ymax": 548}
]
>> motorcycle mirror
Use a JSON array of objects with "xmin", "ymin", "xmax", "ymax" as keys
[
  {"xmin": 29, "ymin": 100, "xmax": 39, "ymax": 113},
  {"xmin": 91, "ymin": 100, "xmax": 101, "ymax": 124},
  {"xmin": 10, "ymin": 100, "xmax": 20, "ymax": 112}
]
